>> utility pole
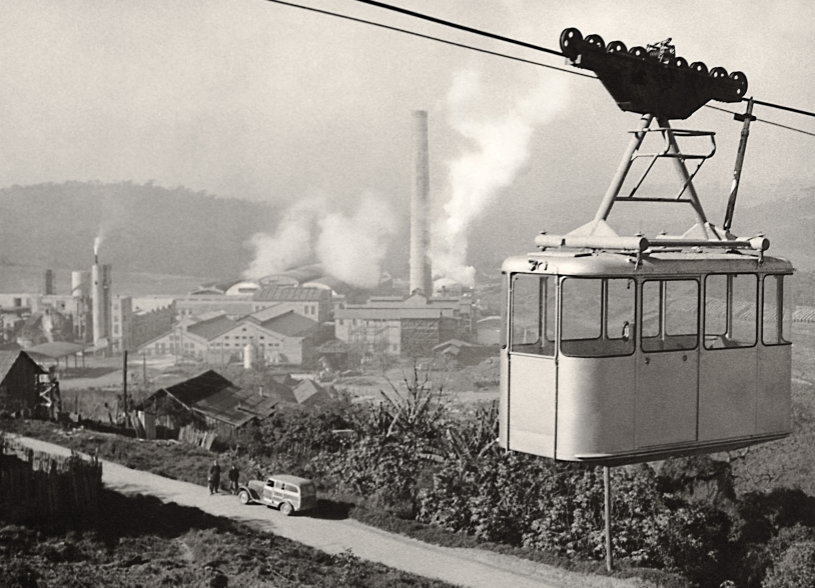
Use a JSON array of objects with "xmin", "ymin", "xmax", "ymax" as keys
[
  {"xmin": 605, "ymin": 466, "xmax": 613, "ymax": 572},
  {"xmin": 122, "ymin": 349, "xmax": 128, "ymax": 426}
]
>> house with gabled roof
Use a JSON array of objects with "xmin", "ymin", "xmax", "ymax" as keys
[
  {"xmin": 137, "ymin": 370, "xmax": 277, "ymax": 439},
  {"xmin": 0, "ymin": 350, "xmax": 48, "ymax": 412}
]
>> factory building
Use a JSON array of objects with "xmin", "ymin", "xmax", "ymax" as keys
[
  {"xmin": 334, "ymin": 292, "xmax": 465, "ymax": 358},
  {"xmin": 138, "ymin": 309, "xmax": 319, "ymax": 366}
]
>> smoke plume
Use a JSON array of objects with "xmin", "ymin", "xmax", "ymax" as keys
[
  {"xmin": 431, "ymin": 70, "xmax": 569, "ymax": 286},
  {"xmin": 243, "ymin": 193, "xmax": 396, "ymax": 289},
  {"xmin": 243, "ymin": 197, "xmax": 326, "ymax": 279}
]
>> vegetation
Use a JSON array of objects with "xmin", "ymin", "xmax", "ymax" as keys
[
  {"xmin": 0, "ymin": 489, "xmax": 455, "ymax": 588},
  {"xmin": 9, "ymin": 359, "xmax": 815, "ymax": 587}
]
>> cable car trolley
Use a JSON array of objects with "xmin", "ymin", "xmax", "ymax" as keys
[{"xmin": 499, "ymin": 29, "xmax": 794, "ymax": 466}]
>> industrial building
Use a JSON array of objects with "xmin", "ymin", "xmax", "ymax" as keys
[
  {"xmin": 334, "ymin": 292, "xmax": 468, "ymax": 358},
  {"xmin": 138, "ymin": 308, "xmax": 320, "ymax": 366}
]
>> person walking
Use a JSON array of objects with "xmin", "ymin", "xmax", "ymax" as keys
[
  {"xmin": 228, "ymin": 463, "xmax": 240, "ymax": 495},
  {"xmin": 208, "ymin": 459, "xmax": 221, "ymax": 494}
]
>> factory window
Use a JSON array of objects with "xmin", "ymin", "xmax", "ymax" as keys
[
  {"xmin": 260, "ymin": 336, "xmax": 265, "ymax": 340},
  {"xmin": 113, "ymin": 326, "xmax": 119, "ymax": 335}
]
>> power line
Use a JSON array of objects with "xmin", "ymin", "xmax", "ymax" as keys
[
  {"xmin": 264, "ymin": 0, "xmax": 595, "ymax": 78},
  {"xmin": 351, "ymin": 1, "xmax": 815, "ymax": 123},
  {"xmin": 750, "ymin": 98, "xmax": 815, "ymax": 120},
  {"xmin": 350, "ymin": 0, "xmax": 564, "ymax": 57},
  {"xmin": 705, "ymin": 104, "xmax": 815, "ymax": 137},
  {"xmin": 267, "ymin": 0, "xmax": 815, "ymax": 133}
]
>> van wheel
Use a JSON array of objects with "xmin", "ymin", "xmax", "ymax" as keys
[
  {"xmin": 279, "ymin": 502, "xmax": 294, "ymax": 516},
  {"xmin": 238, "ymin": 490, "xmax": 251, "ymax": 505}
]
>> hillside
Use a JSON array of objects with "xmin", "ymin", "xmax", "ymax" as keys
[
  {"xmin": 0, "ymin": 182, "xmax": 282, "ymax": 279},
  {"xmin": 1, "ymin": 180, "xmax": 813, "ymax": 295}
]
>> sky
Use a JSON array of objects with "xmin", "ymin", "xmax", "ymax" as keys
[{"xmin": 2, "ymin": 0, "xmax": 815, "ymax": 283}]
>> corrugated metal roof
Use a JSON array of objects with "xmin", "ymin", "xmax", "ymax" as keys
[
  {"xmin": 193, "ymin": 385, "xmax": 277, "ymax": 428},
  {"xmin": 25, "ymin": 342, "xmax": 89, "ymax": 359},
  {"xmin": 292, "ymin": 379, "xmax": 330, "ymax": 406},
  {"xmin": 161, "ymin": 370, "xmax": 234, "ymax": 407},
  {"xmin": 187, "ymin": 315, "xmax": 237, "ymax": 341},
  {"xmin": 260, "ymin": 311, "xmax": 318, "ymax": 337},
  {"xmin": 253, "ymin": 286, "xmax": 329, "ymax": 302},
  {"xmin": 246, "ymin": 304, "xmax": 289, "ymax": 323},
  {"xmin": 336, "ymin": 307, "xmax": 447, "ymax": 320}
]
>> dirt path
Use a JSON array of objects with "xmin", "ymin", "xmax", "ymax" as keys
[{"xmin": 14, "ymin": 436, "xmax": 652, "ymax": 588}]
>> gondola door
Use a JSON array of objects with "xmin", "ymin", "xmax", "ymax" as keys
[
  {"xmin": 503, "ymin": 273, "xmax": 557, "ymax": 458},
  {"xmin": 636, "ymin": 279, "xmax": 700, "ymax": 448}
]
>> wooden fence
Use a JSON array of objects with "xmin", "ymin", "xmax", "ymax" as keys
[{"xmin": 0, "ymin": 437, "xmax": 102, "ymax": 525}]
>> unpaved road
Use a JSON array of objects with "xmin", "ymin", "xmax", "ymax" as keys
[{"xmin": 14, "ymin": 436, "xmax": 652, "ymax": 588}]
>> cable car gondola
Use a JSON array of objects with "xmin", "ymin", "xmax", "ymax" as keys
[{"xmin": 499, "ymin": 31, "xmax": 793, "ymax": 466}]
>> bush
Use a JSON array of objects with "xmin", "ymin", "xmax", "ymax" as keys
[{"xmin": 763, "ymin": 541, "xmax": 815, "ymax": 588}]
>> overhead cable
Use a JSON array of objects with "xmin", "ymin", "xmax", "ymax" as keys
[
  {"xmin": 705, "ymin": 104, "xmax": 815, "ymax": 138},
  {"xmin": 267, "ymin": 0, "xmax": 815, "ymax": 132},
  {"xmin": 349, "ymin": 0, "xmax": 564, "ymax": 57},
  {"xmin": 264, "ymin": 0, "xmax": 595, "ymax": 78}
]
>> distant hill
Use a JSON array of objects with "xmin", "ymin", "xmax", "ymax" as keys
[
  {"xmin": 0, "ymin": 181, "xmax": 282, "ymax": 279},
  {"xmin": 468, "ymin": 182, "xmax": 815, "ymax": 275},
  {"xmin": 1, "ymin": 180, "xmax": 812, "ymax": 299}
]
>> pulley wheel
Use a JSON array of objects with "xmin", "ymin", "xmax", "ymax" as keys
[
  {"xmin": 560, "ymin": 28, "xmax": 582, "ymax": 58},
  {"xmin": 690, "ymin": 61, "xmax": 708, "ymax": 75},
  {"xmin": 628, "ymin": 46, "xmax": 648, "ymax": 59},
  {"xmin": 729, "ymin": 71, "xmax": 748, "ymax": 97},
  {"xmin": 710, "ymin": 66, "xmax": 728, "ymax": 79},
  {"xmin": 585, "ymin": 34, "xmax": 605, "ymax": 50},
  {"xmin": 606, "ymin": 40, "xmax": 627, "ymax": 53},
  {"xmin": 672, "ymin": 56, "xmax": 688, "ymax": 69}
]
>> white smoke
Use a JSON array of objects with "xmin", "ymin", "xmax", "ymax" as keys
[
  {"xmin": 243, "ymin": 197, "xmax": 326, "ymax": 279},
  {"xmin": 243, "ymin": 193, "xmax": 396, "ymax": 289},
  {"xmin": 93, "ymin": 232, "xmax": 103, "ymax": 258},
  {"xmin": 316, "ymin": 193, "xmax": 396, "ymax": 288},
  {"xmin": 431, "ymin": 70, "xmax": 570, "ymax": 286}
]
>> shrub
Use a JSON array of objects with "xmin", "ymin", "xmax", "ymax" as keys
[{"xmin": 763, "ymin": 541, "xmax": 815, "ymax": 588}]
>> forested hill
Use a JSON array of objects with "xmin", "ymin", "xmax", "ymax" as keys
[
  {"xmin": 0, "ymin": 182, "xmax": 282, "ymax": 278},
  {"xmin": 1, "ymin": 180, "xmax": 813, "ymax": 287},
  {"xmin": 736, "ymin": 188, "xmax": 815, "ymax": 271}
]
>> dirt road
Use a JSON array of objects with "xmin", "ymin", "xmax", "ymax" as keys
[{"xmin": 14, "ymin": 436, "xmax": 651, "ymax": 588}]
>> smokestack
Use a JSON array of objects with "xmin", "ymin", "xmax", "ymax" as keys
[
  {"xmin": 410, "ymin": 110, "xmax": 432, "ymax": 297},
  {"xmin": 92, "ymin": 244, "xmax": 111, "ymax": 347},
  {"xmin": 44, "ymin": 269, "xmax": 54, "ymax": 296}
]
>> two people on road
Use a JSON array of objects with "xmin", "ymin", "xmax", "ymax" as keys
[{"xmin": 209, "ymin": 459, "xmax": 240, "ymax": 495}]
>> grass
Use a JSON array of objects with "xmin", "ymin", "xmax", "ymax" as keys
[
  {"xmin": 3, "ymin": 417, "xmax": 691, "ymax": 587},
  {"xmin": 0, "ymin": 489, "xmax": 456, "ymax": 588}
]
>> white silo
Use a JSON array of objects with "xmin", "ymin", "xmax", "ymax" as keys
[{"xmin": 243, "ymin": 343, "xmax": 256, "ymax": 369}]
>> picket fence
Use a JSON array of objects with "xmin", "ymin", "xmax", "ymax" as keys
[{"xmin": 0, "ymin": 437, "xmax": 102, "ymax": 524}]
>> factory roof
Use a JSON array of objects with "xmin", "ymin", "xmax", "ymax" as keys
[
  {"xmin": 186, "ymin": 315, "xmax": 237, "ymax": 341},
  {"xmin": 253, "ymin": 286, "xmax": 330, "ymax": 303},
  {"xmin": 245, "ymin": 304, "xmax": 292, "ymax": 323},
  {"xmin": 26, "ymin": 341, "xmax": 89, "ymax": 359},
  {"xmin": 258, "ymin": 264, "xmax": 324, "ymax": 286},
  {"xmin": 302, "ymin": 276, "xmax": 352, "ymax": 296},
  {"xmin": 335, "ymin": 307, "xmax": 455, "ymax": 320},
  {"xmin": 259, "ymin": 311, "xmax": 318, "ymax": 337}
]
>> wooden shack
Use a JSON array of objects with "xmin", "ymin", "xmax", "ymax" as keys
[{"xmin": 0, "ymin": 350, "xmax": 47, "ymax": 412}]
